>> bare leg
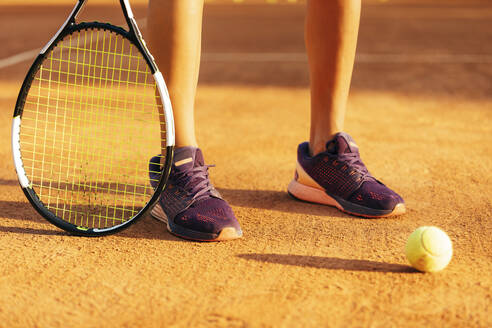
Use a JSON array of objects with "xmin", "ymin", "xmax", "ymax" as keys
[
  {"xmin": 146, "ymin": 0, "xmax": 242, "ymax": 241},
  {"xmin": 147, "ymin": 0, "xmax": 204, "ymax": 148},
  {"xmin": 306, "ymin": 0, "xmax": 361, "ymax": 155}
]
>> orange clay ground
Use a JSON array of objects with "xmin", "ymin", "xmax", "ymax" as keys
[{"xmin": 0, "ymin": 1, "xmax": 491, "ymax": 327}]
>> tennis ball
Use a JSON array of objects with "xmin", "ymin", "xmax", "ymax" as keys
[{"xmin": 405, "ymin": 226, "xmax": 453, "ymax": 272}]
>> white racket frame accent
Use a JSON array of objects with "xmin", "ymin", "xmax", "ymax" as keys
[
  {"xmin": 12, "ymin": 116, "xmax": 29, "ymax": 188},
  {"xmin": 154, "ymin": 72, "xmax": 175, "ymax": 147}
]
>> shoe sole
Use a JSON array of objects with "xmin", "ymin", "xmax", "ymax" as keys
[
  {"xmin": 150, "ymin": 203, "xmax": 243, "ymax": 241},
  {"xmin": 287, "ymin": 179, "xmax": 406, "ymax": 218}
]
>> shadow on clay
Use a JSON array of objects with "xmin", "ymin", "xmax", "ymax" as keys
[
  {"xmin": 0, "ymin": 200, "xmax": 45, "ymax": 223},
  {"xmin": 0, "ymin": 200, "xmax": 181, "ymax": 241},
  {"xmin": 118, "ymin": 214, "xmax": 185, "ymax": 242},
  {"xmin": 237, "ymin": 253, "xmax": 417, "ymax": 273},
  {"xmin": 0, "ymin": 225, "xmax": 67, "ymax": 236},
  {"xmin": 0, "ymin": 179, "xmax": 19, "ymax": 186},
  {"xmin": 1, "ymin": 183, "xmax": 347, "ymax": 220},
  {"xmin": 218, "ymin": 188, "xmax": 363, "ymax": 219},
  {"xmin": 0, "ymin": 188, "xmax": 381, "ymax": 241}
]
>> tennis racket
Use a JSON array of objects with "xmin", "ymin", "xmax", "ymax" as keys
[{"xmin": 12, "ymin": 0, "xmax": 174, "ymax": 236}]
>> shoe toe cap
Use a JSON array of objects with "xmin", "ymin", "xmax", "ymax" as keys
[
  {"xmin": 349, "ymin": 181, "xmax": 404, "ymax": 211},
  {"xmin": 174, "ymin": 198, "xmax": 241, "ymax": 235}
]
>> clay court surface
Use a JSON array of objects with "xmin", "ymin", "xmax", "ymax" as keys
[{"xmin": 0, "ymin": 0, "xmax": 491, "ymax": 327}]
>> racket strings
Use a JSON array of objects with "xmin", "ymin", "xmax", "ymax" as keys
[{"xmin": 20, "ymin": 27, "xmax": 166, "ymax": 228}]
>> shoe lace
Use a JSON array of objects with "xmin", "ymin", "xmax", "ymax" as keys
[
  {"xmin": 332, "ymin": 152, "xmax": 374, "ymax": 182},
  {"xmin": 173, "ymin": 164, "xmax": 215, "ymax": 202}
]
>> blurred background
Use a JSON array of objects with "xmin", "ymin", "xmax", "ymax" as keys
[
  {"xmin": 0, "ymin": 1, "xmax": 490, "ymax": 327},
  {"xmin": 1, "ymin": 0, "xmax": 492, "ymax": 99}
]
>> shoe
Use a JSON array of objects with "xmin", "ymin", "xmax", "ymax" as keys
[
  {"xmin": 149, "ymin": 147, "xmax": 242, "ymax": 241},
  {"xmin": 287, "ymin": 132, "xmax": 405, "ymax": 217}
]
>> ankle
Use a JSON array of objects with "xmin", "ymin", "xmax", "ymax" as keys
[{"xmin": 309, "ymin": 132, "xmax": 339, "ymax": 156}]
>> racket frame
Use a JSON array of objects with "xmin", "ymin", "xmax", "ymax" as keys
[{"xmin": 12, "ymin": 0, "xmax": 175, "ymax": 236}]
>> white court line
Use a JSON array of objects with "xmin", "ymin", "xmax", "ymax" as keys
[
  {"xmin": 0, "ymin": 17, "xmax": 146, "ymax": 70},
  {"xmin": 3, "ymin": 14, "xmax": 489, "ymax": 69},
  {"xmin": 0, "ymin": 49, "xmax": 41, "ymax": 70},
  {"xmin": 201, "ymin": 52, "xmax": 492, "ymax": 64},
  {"xmin": 358, "ymin": 53, "xmax": 492, "ymax": 64},
  {"xmin": 2, "ymin": 50, "xmax": 492, "ymax": 70}
]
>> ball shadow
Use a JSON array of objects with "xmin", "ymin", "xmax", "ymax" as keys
[{"xmin": 237, "ymin": 253, "xmax": 418, "ymax": 273}]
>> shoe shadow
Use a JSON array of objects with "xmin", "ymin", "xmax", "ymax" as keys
[
  {"xmin": 237, "ymin": 253, "xmax": 417, "ymax": 273},
  {"xmin": 119, "ymin": 214, "xmax": 185, "ymax": 242},
  {"xmin": 217, "ymin": 188, "xmax": 350, "ymax": 218}
]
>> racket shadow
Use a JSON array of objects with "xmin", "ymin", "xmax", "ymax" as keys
[
  {"xmin": 237, "ymin": 253, "xmax": 417, "ymax": 273},
  {"xmin": 0, "ymin": 200, "xmax": 180, "ymax": 241},
  {"xmin": 0, "ymin": 200, "xmax": 46, "ymax": 223},
  {"xmin": 0, "ymin": 225, "xmax": 67, "ymax": 236},
  {"xmin": 0, "ymin": 179, "xmax": 20, "ymax": 186}
]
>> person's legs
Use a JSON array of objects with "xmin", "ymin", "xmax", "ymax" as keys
[
  {"xmin": 147, "ymin": 0, "xmax": 242, "ymax": 241},
  {"xmin": 288, "ymin": 0, "xmax": 405, "ymax": 217},
  {"xmin": 148, "ymin": 0, "xmax": 204, "ymax": 148},
  {"xmin": 306, "ymin": 0, "xmax": 360, "ymax": 156}
]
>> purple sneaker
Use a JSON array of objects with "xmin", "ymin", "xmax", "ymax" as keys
[
  {"xmin": 287, "ymin": 132, "xmax": 405, "ymax": 217},
  {"xmin": 149, "ymin": 147, "xmax": 242, "ymax": 241}
]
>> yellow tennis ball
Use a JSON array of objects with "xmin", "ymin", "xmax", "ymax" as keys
[{"xmin": 405, "ymin": 226, "xmax": 453, "ymax": 272}]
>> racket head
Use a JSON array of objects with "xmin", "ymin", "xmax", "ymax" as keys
[{"xmin": 12, "ymin": 22, "xmax": 174, "ymax": 236}]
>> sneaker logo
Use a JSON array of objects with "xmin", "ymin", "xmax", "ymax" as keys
[
  {"xmin": 349, "ymin": 141, "xmax": 358, "ymax": 149},
  {"xmin": 175, "ymin": 157, "xmax": 193, "ymax": 167}
]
